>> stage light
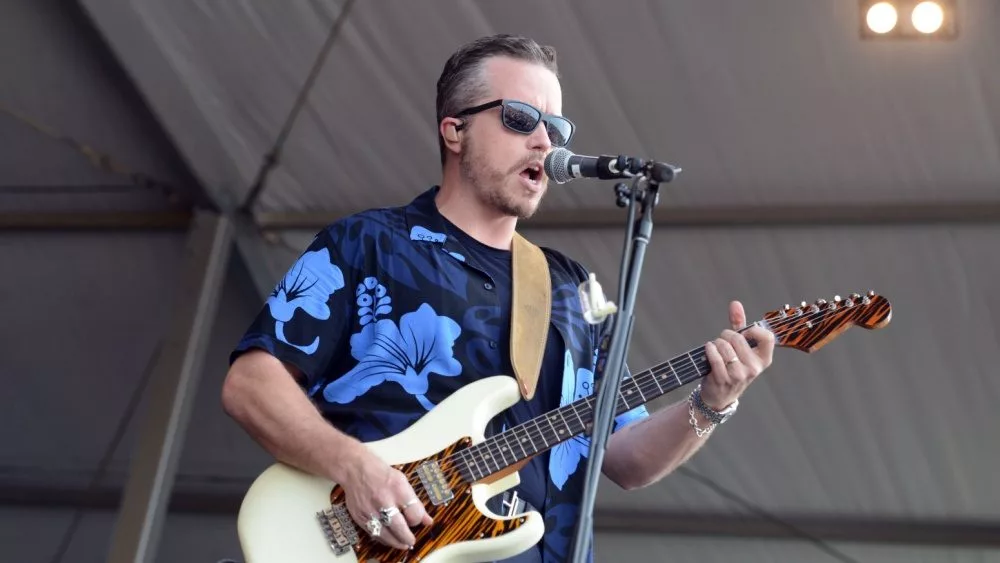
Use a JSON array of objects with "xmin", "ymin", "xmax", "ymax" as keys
[
  {"xmin": 866, "ymin": 2, "xmax": 898, "ymax": 34},
  {"xmin": 859, "ymin": 0, "xmax": 957, "ymax": 40},
  {"xmin": 912, "ymin": 1, "xmax": 944, "ymax": 33}
]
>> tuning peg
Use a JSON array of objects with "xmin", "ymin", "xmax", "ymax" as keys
[
  {"xmin": 834, "ymin": 295, "xmax": 842, "ymax": 302},
  {"xmin": 850, "ymin": 293, "xmax": 861, "ymax": 300},
  {"xmin": 816, "ymin": 299, "xmax": 828, "ymax": 306},
  {"xmin": 867, "ymin": 290, "xmax": 876, "ymax": 297},
  {"xmin": 800, "ymin": 301, "xmax": 808, "ymax": 308}
]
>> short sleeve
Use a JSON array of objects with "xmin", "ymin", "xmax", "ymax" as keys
[{"xmin": 230, "ymin": 224, "xmax": 355, "ymax": 390}]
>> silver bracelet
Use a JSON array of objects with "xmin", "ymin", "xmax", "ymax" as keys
[{"xmin": 687, "ymin": 388, "xmax": 716, "ymax": 437}]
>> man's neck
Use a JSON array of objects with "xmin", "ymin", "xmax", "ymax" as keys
[{"xmin": 435, "ymin": 172, "xmax": 518, "ymax": 251}]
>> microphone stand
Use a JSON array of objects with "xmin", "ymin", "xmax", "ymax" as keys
[{"xmin": 568, "ymin": 157, "xmax": 680, "ymax": 563}]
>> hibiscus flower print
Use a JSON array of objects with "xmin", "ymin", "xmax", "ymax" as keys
[
  {"xmin": 323, "ymin": 303, "xmax": 462, "ymax": 410},
  {"xmin": 267, "ymin": 247, "xmax": 345, "ymax": 355}
]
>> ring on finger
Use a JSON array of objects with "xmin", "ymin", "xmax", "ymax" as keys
[
  {"xmin": 400, "ymin": 498, "xmax": 420, "ymax": 510},
  {"xmin": 378, "ymin": 506, "xmax": 400, "ymax": 525},
  {"xmin": 365, "ymin": 514, "xmax": 382, "ymax": 537},
  {"xmin": 725, "ymin": 356, "xmax": 741, "ymax": 366}
]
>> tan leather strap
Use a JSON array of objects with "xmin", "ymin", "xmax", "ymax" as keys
[{"xmin": 510, "ymin": 232, "xmax": 551, "ymax": 401}]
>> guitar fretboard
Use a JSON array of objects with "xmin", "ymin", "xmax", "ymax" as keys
[{"xmin": 453, "ymin": 346, "xmax": 715, "ymax": 482}]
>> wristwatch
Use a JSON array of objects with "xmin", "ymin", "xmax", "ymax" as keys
[{"xmin": 692, "ymin": 385, "xmax": 739, "ymax": 424}]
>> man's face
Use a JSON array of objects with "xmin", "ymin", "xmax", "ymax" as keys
[{"xmin": 458, "ymin": 57, "xmax": 563, "ymax": 219}]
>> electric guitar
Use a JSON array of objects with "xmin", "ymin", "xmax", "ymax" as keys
[{"xmin": 237, "ymin": 291, "xmax": 892, "ymax": 563}]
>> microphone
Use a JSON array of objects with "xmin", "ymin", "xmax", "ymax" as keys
[
  {"xmin": 543, "ymin": 148, "xmax": 630, "ymax": 184},
  {"xmin": 544, "ymin": 147, "xmax": 680, "ymax": 184}
]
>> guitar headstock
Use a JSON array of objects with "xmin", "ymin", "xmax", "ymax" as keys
[{"xmin": 761, "ymin": 290, "xmax": 892, "ymax": 353}]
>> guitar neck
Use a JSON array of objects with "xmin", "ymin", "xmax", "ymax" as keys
[
  {"xmin": 453, "ymin": 290, "xmax": 893, "ymax": 482},
  {"xmin": 457, "ymin": 339, "xmax": 729, "ymax": 482}
]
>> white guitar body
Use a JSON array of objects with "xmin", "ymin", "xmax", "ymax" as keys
[{"xmin": 238, "ymin": 376, "xmax": 545, "ymax": 563}]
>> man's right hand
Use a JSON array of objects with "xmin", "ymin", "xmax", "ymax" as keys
[{"xmin": 340, "ymin": 449, "xmax": 434, "ymax": 550}]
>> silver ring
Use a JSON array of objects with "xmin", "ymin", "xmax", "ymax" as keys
[
  {"xmin": 378, "ymin": 506, "xmax": 400, "ymax": 525},
  {"xmin": 365, "ymin": 514, "xmax": 382, "ymax": 537},
  {"xmin": 725, "ymin": 356, "xmax": 740, "ymax": 366},
  {"xmin": 400, "ymin": 498, "xmax": 420, "ymax": 510}
]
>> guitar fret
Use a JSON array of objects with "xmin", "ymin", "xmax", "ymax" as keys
[
  {"xmin": 568, "ymin": 401, "xmax": 587, "ymax": 432},
  {"xmin": 647, "ymin": 368, "xmax": 665, "ymax": 395},
  {"xmin": 631, "ymin": 379, "xmax": 648, "ymax": 403},
  {"xmin": 685, "ymin": 352, "xmax": 703, "ymax": 383},
  {"xmin": 487, "ymin": 437, "xmax": 508, "ymax": 468},
  {"xmin": 555, "ymin": 408, "xmax": 574, "ymax": 439},
  {"xmin": 668, "ymin": 360, "xmax": 683, "ymax": 387},
  {"xmin": 482, "ymin": 443, "xmax": 501, "ymax": 474},
  {"xmin": 514, "ymin": 424, "xmax": 530, "ymax": 459},
  {"xmin": 533, "ymin": 418, "xmax": 550, "ymax": 448},
  {"xmin": 545, "ymin": 412, "xmax": 564, "ymax": 444},
  {"xmin": 460, "ymin": 449, "xmax": 482, "ymax": 481},
  {"xmin": 467, "ymin": 447, "xmax": 486, "ymax": 480},
  {"xmin": 498, "ymin": 432, "xmax": 516, "ymax": 465}
]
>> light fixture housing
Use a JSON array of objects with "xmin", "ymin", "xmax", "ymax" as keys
[{"xmin": 859, "ymin": 0, "xmax": 957, "ymax": 40}]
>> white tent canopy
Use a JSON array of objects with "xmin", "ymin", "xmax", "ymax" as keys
[{"xmin": 4, "ymin": 1, "xmax": 999, "ymax": 561}]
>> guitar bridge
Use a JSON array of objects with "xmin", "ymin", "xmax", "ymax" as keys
[
  {"xmin": 316, "ymin": 503, "xmax": 358, "ymax": 555},
  {"xmin": 416, "ymin": 460, "xmax": 454, "ymax": 506}
]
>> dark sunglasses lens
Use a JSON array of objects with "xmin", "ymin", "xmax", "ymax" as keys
[
  {"xmin": 544, "ymin": 118, "xmax": 573, "ymax": 147},
  {"xmin": 502, "ymin": 102, "xmax": 541, "ymax": 133}
]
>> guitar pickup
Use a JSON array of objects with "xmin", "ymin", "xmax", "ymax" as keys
[
  {"xmin": 416, "ymin": 460, "xmax": 454, "ymax": 505},
  {"xmin": 316, "ymin": 503, "xmax": 359, "ymax": 555}
]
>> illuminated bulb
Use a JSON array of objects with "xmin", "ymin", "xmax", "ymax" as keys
[
  {"xmin": 866, "ymin": 2, "xmax": 898, "ymax": 34},
  {"xmin": 912, "ymin": 1, "xmax": 944, "ymax": 33}
]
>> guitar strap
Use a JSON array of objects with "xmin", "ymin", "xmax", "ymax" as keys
[{"xmin": 510, "ymin": 232, "xmax": 551, "ymax": 401}]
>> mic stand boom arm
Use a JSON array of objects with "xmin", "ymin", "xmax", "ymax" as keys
[{"xmin": 568, "ymin": 158, "xmax": 680, "ymax": 563}]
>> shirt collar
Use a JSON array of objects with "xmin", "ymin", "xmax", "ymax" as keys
[{"xmin": 403, "ymin": 186, "xmax": 469, "ymax": 263}]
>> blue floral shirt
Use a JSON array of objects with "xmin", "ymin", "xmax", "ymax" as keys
[{"xmin": 231, "ymin": 186, "xmax": 648, "ymax": 562}]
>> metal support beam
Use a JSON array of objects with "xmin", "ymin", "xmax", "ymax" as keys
[
  {"xmin": 232, "ymin": 211, "xmax": 283, "ymax": 299},
  {"xmin": 5, "ymin": 202, "xmax": 1000, "ymax": 232},
  {"xmin": 105, "ymin": 210, "xmax": 233, "ymax": 563},
  {"xmin": 262, "ymin": 201, "xmax": 1000, "ymax": 230},
  {"xmin": 0, "ymin": 210, "xmax": 192, "ymax": 230},
  {"xmin": 593, "ymin": 510, "xmax": 1000, "ymax": 548},
  {"xmin": 256, "ymin": 201, "xmax": 1000, "ymax": 230},
  {"xmin": 8, "ymin": 482, "xmax": 999, "ymax": 549}
]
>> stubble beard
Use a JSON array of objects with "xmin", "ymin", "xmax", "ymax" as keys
[{"xmin": 459, "ymin": 136, "xmax": 545, "ymax": 220}]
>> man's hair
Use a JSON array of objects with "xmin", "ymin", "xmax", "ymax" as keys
[{"xmin": 436, "ymin": 34, "xmax": 559, "ymax": 165}]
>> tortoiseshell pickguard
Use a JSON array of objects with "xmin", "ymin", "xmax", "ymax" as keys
[{"xmin": 327, "ymin": 437, "xmax": 528, "ymax": 562}]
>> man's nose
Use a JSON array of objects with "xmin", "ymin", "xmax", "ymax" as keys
[{"xmin": 527, "ymin": 121, "xmax": 552, "ymax": 152}]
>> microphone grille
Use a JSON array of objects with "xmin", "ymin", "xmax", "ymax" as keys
[{"xmin": 544, "ymin": 147, "xmax": 574, "ymax": 184}]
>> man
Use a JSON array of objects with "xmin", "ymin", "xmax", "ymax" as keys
[{"xmin": 222, "ymin": 34, "xmax": 775, "ymax": 562}]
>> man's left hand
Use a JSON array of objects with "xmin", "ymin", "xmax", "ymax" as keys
[{"xmin": 701, "ymin": 300, "xmax": 775, "ymax": 410}]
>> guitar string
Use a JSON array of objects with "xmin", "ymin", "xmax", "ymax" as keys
[
  {"xmin": 405, "ymin": 301, "xmax": 879, "ymax": 487},
  {"xmin": 409, "ymin": 300, "xmax": 880, "ymax": 486}
]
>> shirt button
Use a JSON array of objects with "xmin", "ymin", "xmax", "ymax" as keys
[
  {"xmin": 489, "ymin": 341, "xmax": 498, "ymax": 349},
  {"xmin": 484, "ymin": 282, "xmax": 494, "ymax": 290}
]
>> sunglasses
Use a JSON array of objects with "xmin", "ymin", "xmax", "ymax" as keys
[{"xmin": 453, "ymin": 99, "xmax": 575, "ymax": 147}]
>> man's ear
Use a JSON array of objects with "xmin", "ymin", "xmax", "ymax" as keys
[
  {"xmin": 441, "ymin": 118, "xmax": 462, "ymax": 143},
  {"xmin": 440, "ymin": 118, "xmax": 463, "ymax": 157}
]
